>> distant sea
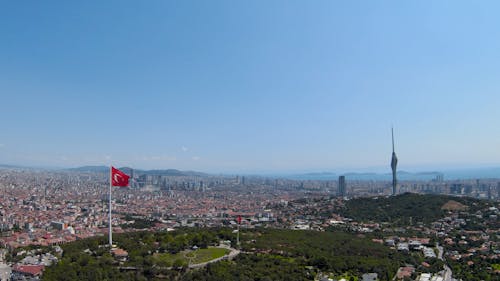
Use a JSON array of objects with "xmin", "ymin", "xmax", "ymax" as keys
[{"xmin": 286, "ymin": 167, "xmax": 500, "ymax": 181}]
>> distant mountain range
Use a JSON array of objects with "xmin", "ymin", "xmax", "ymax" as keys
[
  {"xmin": 66, "ymin": 166, "xmax": 109, "ymax": 173},
  {"xmin": 0, "ymin": 164, "xmax": 25, "ymax": 169},
  {"xmin": 67, "ymin": 166, "xmax": 208, "ymax": 177},
  {"xmin": 2, "ymin": 164, "xmax": 500, "ymax": 180}
]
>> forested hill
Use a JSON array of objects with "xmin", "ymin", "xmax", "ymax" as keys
[
  {"xmin": 42, "ymin": 228, "xmax": 409, "ymax": 281},
  {"xmin": 185, "ymin": 229, "xmax": 409, "ymax": 280},
  {"xmin": 338, "ymin": 193, "xmax": 489, "ymax": 225}
]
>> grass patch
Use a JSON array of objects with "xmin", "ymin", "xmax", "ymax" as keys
[
  {"xmin": 191, "ymin": 248, "xmax": 230, "ymax": 264},
  {"xmin": 154, "ymin": 247, "xmax": 230, "ymax": 266}
]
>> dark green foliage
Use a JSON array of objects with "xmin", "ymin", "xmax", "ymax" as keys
[
  {"xmin": 339, "ymin": 193, "xmax": 486, "ymax": 225},
  {"xmin": 240, "ymin": 229, "xmax": 402, "ymax": 278},
  {"xmin": 448, "ymin": 256, "xmax": 499, "ymax": 281},
  {"xmin": 43, "ymin": 228, "xmax": 404, "ymax": 281},
  {"xmin": 182, "ymin": 254, "xmax": 313, "ymax": 281},
  {"xmin": 120, "ymin": 214, "xmax": 157, "ymax": 229},
  {"xmin": 43, "ymin": 229, "xmax": 220, "ymax": 281}
]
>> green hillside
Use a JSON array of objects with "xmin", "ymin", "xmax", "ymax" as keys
[
  {"xmin": 43, "ymin": 228, "xmax": 407, "ymax": 281},
  {"xmin": 339, "ymin": 193, "xmax": 488, "ymax": 225}
]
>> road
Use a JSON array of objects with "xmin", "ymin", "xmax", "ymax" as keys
[
  {"xmin": 436, "ymin": 242, "xmax": 456, "ymax": 281},
  {"xmin": 189, "ymin": 246, "xmax": 240, "ymax": 269},
  {"xmin": 437, "ymin": 242, "xmax": 444, "ymax": 260},
  {"xmin": 443, "ymin": 265, "xmax": 453, "ymax": 281}
]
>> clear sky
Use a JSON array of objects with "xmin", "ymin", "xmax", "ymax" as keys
[{"xmin": 1, "ymin": 1, "xmax": 500, "ymax": 173}]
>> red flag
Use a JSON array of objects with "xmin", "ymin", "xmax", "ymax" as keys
[
  {"xmin": 237, "ymin": 215, "xmax": 242, "ymax": 224},
  {"xmin": 111, "ymin": 167, "xmax": 129, "ymax": 187}
]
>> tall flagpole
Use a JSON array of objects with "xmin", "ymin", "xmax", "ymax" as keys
[
  {"xmin": 109, "ymin": 166, "xmax": 113, "ymax": 247},
  {"xmin": 236, "ymin": 215, "xmax": 241, "ymax": 248}
]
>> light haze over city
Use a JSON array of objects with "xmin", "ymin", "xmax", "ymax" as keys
[{"xmin": 2, "ymin": 1, "xmax": 500, "ymax": 173}]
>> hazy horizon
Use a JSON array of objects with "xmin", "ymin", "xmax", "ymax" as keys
[
  {"xmin": 2, "ymin": 2, "xmax": 500, "ymax": 172},
  {"xmin": 5, "ymin": 161, "xmax": 500, "ymax": 179}
]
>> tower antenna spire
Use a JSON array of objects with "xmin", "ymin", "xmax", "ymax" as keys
[{"xmin": 392, "ymin": 126, "xmax": 395, "ymax": 153}]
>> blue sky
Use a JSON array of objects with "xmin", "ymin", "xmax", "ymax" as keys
[{"xmin": 1, "ymin": 1, "xmax": 500, "ymax": 173}]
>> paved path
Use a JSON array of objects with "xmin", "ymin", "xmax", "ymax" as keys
[
  {"xmin": 436, "ymin": 242, "xmax": 456, "ymax": 281},
  {"xmin": 443, "ymin": 265, "xmax": 453, "ymax": 281},
  {"xmin": 188, "ymin": 246, "xmax": 240, "ymax": 269},
  {"xmin": 436, "ymin": 242, "xmax": 444, "ymax": 260}
]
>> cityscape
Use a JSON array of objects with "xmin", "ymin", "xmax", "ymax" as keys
[
  {"xmin": 2, "ymin": 1, "xmax": 500, "ymax": 281},
  {"xmin": 0, "ymin": 163, "xmax": 498, "ymax": 280}
]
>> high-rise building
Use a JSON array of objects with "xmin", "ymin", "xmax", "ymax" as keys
[
  {"xmin": 434, "ymin": 174, "xmax": 444, "ymax": 182},
  {"xmin": 338, "ymin": 175, "xmax": 346, "ymax": 197},
  {"xmin": 130, "ymin": 168, "xmax": 135, "ymax": 188},
  {"xmin": 464, "ymin": 185, "xmax": 473, "ymax": 195},
  {"xmin": 450, "ymin": 184, "xmax": 463, "ymax": 195},
  {"xmin": 391, "ymin": 128, "xmax": 398, "ymax": 196}
]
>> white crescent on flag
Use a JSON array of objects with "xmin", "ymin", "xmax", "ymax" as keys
[
  {"xmin": 113, "ymin": 173, "xmax": 122, "ymax": 183},
  {"xmin": 111, "ymin": 166, "xmax": 130, "ymax": 187}
]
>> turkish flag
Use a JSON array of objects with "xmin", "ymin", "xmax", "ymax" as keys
[
  {"xmin": 237, "ymin": 215, "xmax": 242, "ymax": 224},
  {"xmin": 111, "ymin": 166, "xmax": 129, "ymax": 187}
]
